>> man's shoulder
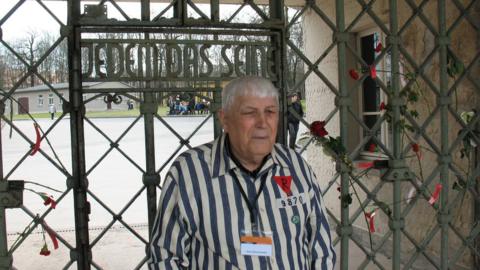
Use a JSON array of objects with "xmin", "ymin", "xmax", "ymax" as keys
[
  {"xmin": 167, "ymin": 141, "xmax": 216, "ymax": 185},
  {"xmin": 177, "ymin": 141, "xmax": 214, "ymax": 164},
  {"xmin": 273, "ymin": 143, "xmax": 310, "ymax": 166}
]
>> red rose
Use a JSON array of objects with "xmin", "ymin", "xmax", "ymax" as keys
[
  {"xmin": 370, "ymin": 65, "xmax": 377, "ymax": 79},
  {"xmin": 310, "ymin": 121, "xmax": 328, "ymax": 138},
  {"xmin": 411, "ymin": 143, "xmax": 420, "ymax": 153},
  {"xmin": 368, "ymin": 143, "xmax": 376, "ymax": 152},
  {"xmin": 348, "ymin": 69, "xmax": 359, "ymax": 80},
  {"xmin": 379, "ymin": 102, "xmax": 386, "ymax": 111},
  {"xmin": 39, "ymin": 244, "xmax": 50, "ymax": 256}
]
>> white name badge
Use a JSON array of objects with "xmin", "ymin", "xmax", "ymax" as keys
[
  {"xmin": 276, "ymin": 193, "xmax": 307, "ymax": 208},
  {"xmin": 240, "ymin": 235, "xmax": 272, "ymax": 257},
  {"xmin": 240, "ymin": 243, "xmax": 272, "ymax": 257}
]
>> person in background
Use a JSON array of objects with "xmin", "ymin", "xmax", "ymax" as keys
[
  {"xmin": 48, "ymin": 104, "xmax": 56, "ymax": 120},
  {"xmin": 148, "ymin": 76, "xmax": 335, "ymax": 269},
  {"xmin": 168, "ymin": 96, "xmax": 175, "ymax": 115},
  {"xmin": 287, "ymin": 92, "xmax": 304, "ymax": 149}
]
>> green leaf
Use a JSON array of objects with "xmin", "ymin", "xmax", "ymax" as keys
[
  {"xmin": 405, "ymin": 72, "xmax": 416, "ymax": 81},
  {"xmin": 404, "ymin": 124, "xmax": 415, "ymax": 132},
  {"xmin": 460, "ymin": 111, "xmax": 475, "ymax": 124},
  {"xmin": 452, "ymin": 182, "xmax": 461, "ymax": 191},
  {"xmin": 323, "ymin": 136, "xmax": 346, "ymax": 156},
  {"xmin": 408, "ymin": 92, "xmax": 419, "ymax": 102},
  {"xmin": 453, "ymin": 178, "xmax": 466, "ymax": 191},
  {"xmin": 453, "ymin": 60, "xmax": 464, "ymax": 75},
  {"xmin": 341, "ymin": 194, "xmax": 353, "ymax": 208},
  {"xmin": 375, "ymin": 201, "xmax": 392, "ymax": 216},
  {"xmin": 410, "ymin": 110, "xmax": 419, "ymax": 118},
  {"xmin": 385, "ymin": 114, "xmax": 392, "ymax": 123}
]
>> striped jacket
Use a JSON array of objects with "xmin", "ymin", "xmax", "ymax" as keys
[{"xmin": 149, "ymin": 134, "xmax": 336, "ymax": 269}]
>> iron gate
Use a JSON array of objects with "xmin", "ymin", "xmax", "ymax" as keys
[{"xmin": 0, "ymin": 0, "xmax": 479, "ymax": 270}]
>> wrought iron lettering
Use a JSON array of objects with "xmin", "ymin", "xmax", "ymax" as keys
[{"xmin": 81, "ymin": 39, "xmax": 276, "ymax": 81}]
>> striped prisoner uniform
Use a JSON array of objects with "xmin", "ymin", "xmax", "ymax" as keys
[{"xmin": 149, "ymin": 134, "xmax": 335, "ymax": 269}]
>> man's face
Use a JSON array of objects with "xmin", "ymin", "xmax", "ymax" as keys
[{"xmin": 220, "ymin": 95, "xmax": 279, "ymax": 161}]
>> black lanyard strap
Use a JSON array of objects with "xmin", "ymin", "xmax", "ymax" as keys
[{"xmin": 231, "ymin": 172, "xmax": 268, "ymax": 228}]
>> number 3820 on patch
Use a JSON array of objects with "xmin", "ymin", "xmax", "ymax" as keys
[{"xmin": 276, "ymin": 193, "xmax": 307, "ymax": 208}]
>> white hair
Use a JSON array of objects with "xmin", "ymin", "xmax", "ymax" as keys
[{"xmin": 221, "ymin": 76, "xmax": 279, "ymax": 111}]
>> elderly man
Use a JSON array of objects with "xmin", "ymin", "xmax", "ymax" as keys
[{"xmin": 149, "ymin": 76, "xmax": 335, "ymax": 269}]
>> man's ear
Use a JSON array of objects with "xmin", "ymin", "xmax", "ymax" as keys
[{"xmin": 218, "ymin": 109, "xmax": 228, "ymax": 132}]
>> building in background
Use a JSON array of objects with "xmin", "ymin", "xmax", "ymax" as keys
[{"xmin": 11, "ymin": 82, "xmax": 132, "ymax": 114}]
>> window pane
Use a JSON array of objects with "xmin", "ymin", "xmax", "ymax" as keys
[
  {"xmin": 363, "ymin": 115, "xmax": 382, "ymax": 152},
  {"xmin": 363, "ymin": 115, "xmax": 378, "ymax": 129},
  {"xmin": 363, "ymin": 79, "xmax": 379, "ymax": 112},
  {"xmin": 361, "ymin": 34, "xmax": 379, "ymax": 112}
]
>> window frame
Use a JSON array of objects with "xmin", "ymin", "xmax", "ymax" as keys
[
  {"xmin": 357, "ymin": 28, "xmax": 391, "ymax": 160},
  {"xmin": 48, "ymin": 93, "xmax": 54, "ymax": 105},
  {"xmin": 37, "ymin": 94, "xmax": 44, "ymax": 107}
]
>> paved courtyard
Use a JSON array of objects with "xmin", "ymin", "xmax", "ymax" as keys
[{"xmin": 4, "ymin": 116, "xmax": 215, "ymax": 269}]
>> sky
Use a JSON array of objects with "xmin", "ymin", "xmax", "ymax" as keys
[
  {"xmin": 0, "ymin": 1, "xmax": 260, "ymax": 42},
  {"xmin": 0, "ymin": 0, "xmax": 68, "ymax": 41}
]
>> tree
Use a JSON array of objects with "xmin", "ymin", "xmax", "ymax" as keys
[{"xmin": 19, "ymin": 30, "xmax": 40, "ymax": 87}]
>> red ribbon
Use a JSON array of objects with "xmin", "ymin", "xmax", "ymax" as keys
[
  {"xmin": 45, "ymin": 226, "xmax": 59, "ymax": 249},
  {"xmin": 39, "ymin": 192, "xmax": 57, "ymax": 209},
  {"xmin": 370, "ymin": 65, "xmax": 377, "ymax": 79},
  {"xmin": 30, "ymin": 123, "xmax": 41, "ymax": 156},
  {"xmin": 428, "ymin": 183, "xmax": 443, "ymax": 205},
  {"xmin": 365, "ymin": 211, "xmax": 376, "ymax": 233},
  {"xmin": 357, "ymin": 162, "xmax": 374, "ymax": 169},
  {"xmin": 379, "ymin": 102, "xmax": 386, "ymax": 111},
  {"xmin": 273, "ymin": 176, "xmax": 292, "ymax": 196}
]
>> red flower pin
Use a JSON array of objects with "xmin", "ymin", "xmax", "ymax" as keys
[{"xmin": 310, "ymin": 121, "xmax": 328, "ymax": 138}]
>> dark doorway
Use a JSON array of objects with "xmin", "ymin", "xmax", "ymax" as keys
[{"xmin": 17, "ymin": 97, "xmax": 29, "ymax": 114}]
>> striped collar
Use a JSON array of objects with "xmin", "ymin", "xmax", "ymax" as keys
[{"xmin": 211, "ymin": 133, "xmax": 290, "ymax": 179}]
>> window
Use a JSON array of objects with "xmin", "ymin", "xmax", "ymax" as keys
[
  {"xmin": 358, "ymin": 30, "xmax": 391, "ymax": 160},
  {"xmin": 38, "ymin": 95, "xmax": 44, "ymax": 107},
  {"xmin": 59, "ymin": 93, "xmax": 64, "ymax": 105},
  {"xmin": 48, "ymin": 94, "xmax": 54, "ymax": 105}
]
